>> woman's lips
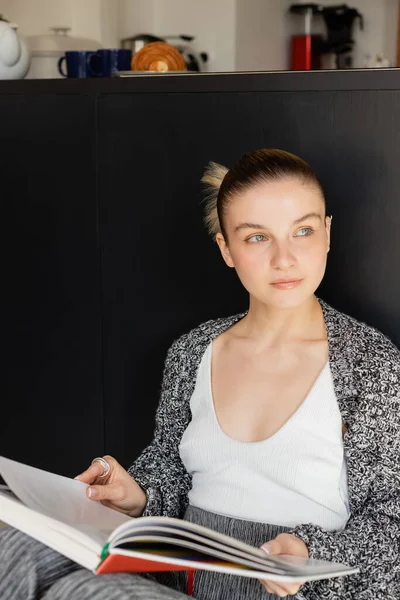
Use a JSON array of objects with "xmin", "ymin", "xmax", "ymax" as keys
[{"xmin": 270, "ymin": 279, "xmax": 303, "ymax": 290}]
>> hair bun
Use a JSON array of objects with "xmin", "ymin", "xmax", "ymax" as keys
[
  {"xmin": 201, "ymin": 161, "xmax": 228, "ymax": 191},
  {"xmin": 201, "ymin": 161, "xmax": 228, "ymax": 238}
]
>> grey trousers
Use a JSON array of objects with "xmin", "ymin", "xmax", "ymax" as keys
[{"xmin": 0, "ymin": 505, "xmax": 291, "ymax": 600}]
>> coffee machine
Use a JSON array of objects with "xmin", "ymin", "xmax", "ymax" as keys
[{"xmin": 289, "ymin": 3, "xmax": 364, "ymax": 70}]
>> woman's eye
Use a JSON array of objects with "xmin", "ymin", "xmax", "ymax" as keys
[
  {"xmin": 247, "ymin": 234, "xmax": 267, "ymax": 243},
  {"xmin": 296, "ymin": 227, "xmax": 313, "ymax": 237}
]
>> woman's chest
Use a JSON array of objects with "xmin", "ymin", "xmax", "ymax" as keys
[
  {"xmin": 180, "ymin": 343, "xmax": 347, "ymax": 512},
  {"xmin": 211, "ymin": 340, "xmax": 330, "ymax": 443}
]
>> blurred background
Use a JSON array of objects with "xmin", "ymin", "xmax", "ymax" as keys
[{"xmin": 0, "ymin": 0, "xmax": 399, "ymax": 77}]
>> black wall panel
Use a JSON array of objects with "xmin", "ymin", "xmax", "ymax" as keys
[
  {"xmin": 0, "ymin": 94, "xmax": 103, "ymax": 477},
  {"xmin": 98, "ymin": 88, "xmax": 400, "ymax": 468},
  {"xmin": 1, "ymin": 72, "xmax": 399, "ymax": 474}
]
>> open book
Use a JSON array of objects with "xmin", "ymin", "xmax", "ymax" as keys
[{"xmin": 0, "ymin": 456, "xmax": 359, "ymax": 584}]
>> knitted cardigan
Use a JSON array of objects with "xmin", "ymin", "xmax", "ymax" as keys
[{"xmin": 128, "ymin": 299, "xmax": 400, "ymax": 600}]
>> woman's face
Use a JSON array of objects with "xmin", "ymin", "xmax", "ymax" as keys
[{"xmin": 216, "ymin": 177, "xmax": 331, "ymax": 310}]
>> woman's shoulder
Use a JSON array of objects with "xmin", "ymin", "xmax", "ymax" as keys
[
  {"xmin": 321, "ymin": 299, "xmax": 400, "ymax": 366},
  {"xmin": 166, "ymin": 311, "xmax": 247, "ymax": 357}
]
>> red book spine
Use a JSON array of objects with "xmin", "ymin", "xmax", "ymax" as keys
[{"xmin": 96, "ymin": 554, "xmax": 195, "ymax": 595}]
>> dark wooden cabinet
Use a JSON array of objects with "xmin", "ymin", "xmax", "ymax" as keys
[
  {"xmin": 0, "ymin": 93, "xmax": 102, "ymax": 477},
  {"xmin": 1, "ymin": 71, "xmax": 399, "ymax": 475}
]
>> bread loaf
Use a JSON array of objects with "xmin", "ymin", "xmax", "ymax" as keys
[{"xmin": 131, "ymin": 41, "xmax": 186, "ymax": 72}]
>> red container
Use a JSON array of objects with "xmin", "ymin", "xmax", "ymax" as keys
[{"xmin": 291, "ymin": 34, "xmax": 312, "ymax": 70}]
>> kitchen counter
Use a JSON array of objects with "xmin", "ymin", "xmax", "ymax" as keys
[{"xmin": 1, "ymin": 67, "xmax": 400, "ymax": 95}]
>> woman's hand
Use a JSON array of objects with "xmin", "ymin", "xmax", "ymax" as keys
[
  {"xmin": 259, "ymin": 533, "xmax": 309, "ymax": 598},
  {"xmin": 75, "ymin": 455, "xmax": 147, "ymax": 517}
]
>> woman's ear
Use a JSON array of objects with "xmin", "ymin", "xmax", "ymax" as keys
[
  {"xmin": 325, "ymin": 215, "xmax": 332, "ymax": 253},
  {"xmin": 216, "ymin": 232, "xmax": 235, "ymax": 268}
]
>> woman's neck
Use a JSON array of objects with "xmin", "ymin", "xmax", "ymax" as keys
[{"xmin": 239, "ymin": 295, "xmax": 325, "ymax": 346}]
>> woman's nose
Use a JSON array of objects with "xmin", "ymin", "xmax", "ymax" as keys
[{"xmin": 270, "ymin": 241, "xmax": 296, "ymax": 270}]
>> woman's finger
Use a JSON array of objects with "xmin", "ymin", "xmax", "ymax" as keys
[
  {"xmin": 260, "ymin": 579, "xmax": 303, "ymax": 597},
  {"xmin": 260, "ymin": 580, "xmax": 291, "ymax": 597},
  {"xmin": 86, "ymin": 481, "xmax": 126, "ymax": 502},
  {"xmin": 74, "ymin": 461, "xmax": 108, "ymax": 484},
  {"xmin": 279, "ymin": 583, "xmax": 303, "ymax": 595}
]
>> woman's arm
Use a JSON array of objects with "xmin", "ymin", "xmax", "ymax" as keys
[
  {"xmin": 290, "ymin": 466, "xmax": 400, "ymax": 599},
  {"xmin": 289, "ymin": 351, "xmax": 400, "ymax": 599},
  {"xmin": 127, "ymin": 336, "xmax": 193, "ymax": 518}
]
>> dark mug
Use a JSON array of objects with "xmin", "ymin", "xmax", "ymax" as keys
[
  {"xmin": 58, "ymin": 51, "xmax": 100, "ymax": 78},
  {"xmin": 91, "ymin": 49, "xmax": 132, "ymax": 77}
]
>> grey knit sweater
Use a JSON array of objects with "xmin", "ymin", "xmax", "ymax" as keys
[{"xmin": 128, "ymin": 299, "xmax": 400, "ymax": 600}]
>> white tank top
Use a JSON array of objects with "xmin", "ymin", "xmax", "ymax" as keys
[{"xmin": 179, "ymin": 342, "xmax": 350, "ymax": 531}]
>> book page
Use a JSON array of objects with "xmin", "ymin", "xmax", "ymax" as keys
[
  {"xmin": 0, "ymin": 457, "xmax": 130, "ymax": 543},
  {"xmin": 0, "ymin": 490, "xmax": 101, "ymax": 570},
  {"xmin": 109, "ymin": 516, "xmax": 359, "ymax": 580},
  {"xmin": 108, "ymin": 547, "xmax": 359, "ymax": 582}
]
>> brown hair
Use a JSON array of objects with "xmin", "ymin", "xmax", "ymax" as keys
[{"xmin": 201, "ymin": 148, "xmax": 325, "ymax": 239}]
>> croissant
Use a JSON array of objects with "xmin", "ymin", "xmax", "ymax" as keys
[{"xmin": 131, "ymin": 41, "xmax": 186, "ymax": 72}]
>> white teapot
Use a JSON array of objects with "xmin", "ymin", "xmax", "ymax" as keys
[{"xmin": 0, "ymin": 16, "xmax": 30, "ymax": 79}]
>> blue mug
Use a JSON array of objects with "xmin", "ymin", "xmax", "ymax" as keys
[
  {"xmin": 58, "ymin": 51, "xmax": 100, "ymax": 78},
  {"xmin": 91, "ymin": 49, "xmax": 132, "ymax": 77}
]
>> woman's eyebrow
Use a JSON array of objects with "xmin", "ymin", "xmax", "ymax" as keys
[
  {"xmin": 293, "ymin": 212, "xmax": 322, "ymax": 225},
  {"xmin": 234, "ymin": 222, "xmax": 265, "ymax": 232},
  {"xmin": 234, "ymin": 213, "xmax": 321, "ymax": 233}
]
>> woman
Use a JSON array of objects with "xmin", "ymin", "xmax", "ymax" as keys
[{"xmin": 1, "ymin": 149, "xmax": 399, "ymax": 600}]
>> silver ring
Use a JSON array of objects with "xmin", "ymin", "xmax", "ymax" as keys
[{"xmin": 91, "ymin": 457, "xmax": 110, "ymax": 478}]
